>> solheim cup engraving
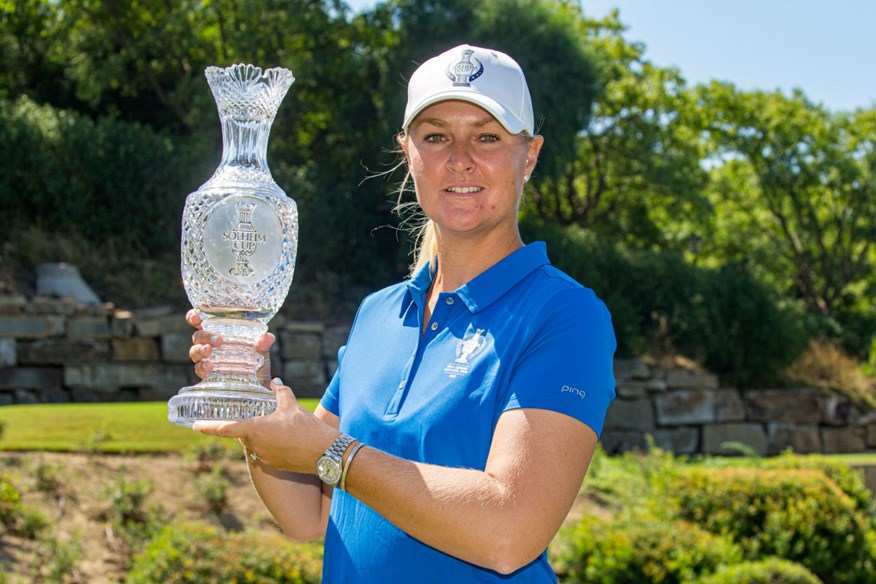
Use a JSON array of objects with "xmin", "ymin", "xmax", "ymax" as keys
[{"xmin": 168, "ymin": 64, "xmax": 297, "ymax": 427}]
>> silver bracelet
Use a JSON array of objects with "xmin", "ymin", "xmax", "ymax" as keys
[{"xmin": 339, "ymin": 442, "xmax": 365, "ymax": 491}]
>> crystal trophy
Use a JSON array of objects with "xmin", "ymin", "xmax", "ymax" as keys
[{"xmin": 168, "ymin": 64, "xmax": 297, "ymax": 427}]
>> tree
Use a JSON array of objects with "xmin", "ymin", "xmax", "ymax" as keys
[
  {"xmin": 524, "ymin": 11, "xmax": 709, "ymax": 250},
  {"xmin": 696, "ymin": 82, "xmax": 876, "ymax": 327}
]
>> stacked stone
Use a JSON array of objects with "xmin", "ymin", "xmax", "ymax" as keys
[
  {"xmin": 603, "ymin": 357, "xmax": 876, "ymax": 456},
  {"xmin": 2, "ymin": 294, "xmax": 872, "ymax": 456},
  {"xmin": 0, "ymin": 294, "xmax": 350, "ymax": 405}
]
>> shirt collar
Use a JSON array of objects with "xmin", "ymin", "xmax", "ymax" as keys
[{"xmin": 404, "ymin": 241, "xmax": 550, "ymax": 314}]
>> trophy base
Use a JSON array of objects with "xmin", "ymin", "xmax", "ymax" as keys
[{"xmin": 168, "ymin": 388, "xmax": 276, "ymax": 428}]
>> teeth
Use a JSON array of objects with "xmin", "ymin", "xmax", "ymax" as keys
[{"xmin": 446, "ymin": 186, "xmax": 482, "ymax": 193}]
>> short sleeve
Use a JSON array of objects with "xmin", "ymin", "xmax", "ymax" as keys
[
  {"xmin": 319, "ymin": 345, "xmax": 346, "ymax": 416},
  {"xmin": 503, "ymin": 287, "xmax": 616, "ymax": 437}
]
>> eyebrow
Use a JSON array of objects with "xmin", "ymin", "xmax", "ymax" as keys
[{"xmin": 416, "ymin": 116, "xmax": 499, "ymax": 129}]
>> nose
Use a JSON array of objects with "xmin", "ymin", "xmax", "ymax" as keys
[{"xmin": 447, "ymin": 141, "xmax": 475, "ymax": 173}]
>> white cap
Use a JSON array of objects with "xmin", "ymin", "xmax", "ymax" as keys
[{"xmin": 403, "ymin": 44, "xmax": 535, "ymax": 136}]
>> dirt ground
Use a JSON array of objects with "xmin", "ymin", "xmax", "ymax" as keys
[{"xmin": 0, "ymin": 450, "xmax": 280, "ymax": 583}]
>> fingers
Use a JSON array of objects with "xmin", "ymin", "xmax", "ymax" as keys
[
  {"xmin": 271, "ymin": 377, "xmax": 297, "ymax": 408},
  {"xmin": 188, "ymin": 342, "xmax": 211, "ymax": 363},
  {"xmin": 192, "ymin": 329, "xmax": 222, "ymax": 347},
  {"xmin": 255, "ymin": 332, "xmax": 276, "ymax": 353},
  {"xmin": 192, "ymin": 419, "xmax": 248, "ymax": 438},
  {"xmin": 194, "ymin": 358, "xmax": 213, "ymax": 379},
  {"xmin": 186, "ymin": 309, "xmax": 203, "ymax": 329}
]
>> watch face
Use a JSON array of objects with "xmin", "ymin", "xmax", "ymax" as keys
[{"xmin": 317, "ymin": 455, "xmax": 341, "ymax": 485}]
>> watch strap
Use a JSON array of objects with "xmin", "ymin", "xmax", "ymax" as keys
[{"xmin": 325, "ymin": 433, "xmax": 355, "ymax": 462}]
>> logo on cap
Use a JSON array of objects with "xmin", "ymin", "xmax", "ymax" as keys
[{"xmin": 446, "ymin": 48, "xmax": 484, "ymax": 87}]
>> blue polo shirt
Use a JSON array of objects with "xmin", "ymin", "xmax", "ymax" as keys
[{"xmin": 320, "ymin": 242, "xmax": 616, "ymax": 583}]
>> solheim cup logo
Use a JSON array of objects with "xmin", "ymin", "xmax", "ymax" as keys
[
  {"xmin": 455, "ymin": 328, "xmax": 487, "ymax": 364},
  {"xmin": 224, "ymin": 202, "xmax": 266, "ymax": 277},
  {"xmin": 446, "ymin": 48, "xmax": 484, "ymax": 87}
]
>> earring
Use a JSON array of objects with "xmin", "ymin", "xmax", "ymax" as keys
[{"xmin": 523, "ymin": 175, "xmax": 530, "ymax": 182}]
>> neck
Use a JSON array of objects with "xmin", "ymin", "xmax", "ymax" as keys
[{"xmin": 430, "ymin": 228, "xmax": 524, "ymax": 293}]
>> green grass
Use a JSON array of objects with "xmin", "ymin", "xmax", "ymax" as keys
[{"xmin": 0, "ymin": 400, "xmax": 320, "ymax": 454}]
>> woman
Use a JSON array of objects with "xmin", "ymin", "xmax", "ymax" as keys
[{"xmin": 190, "ymin": 44, "xmax": 616, "ymax": 582}]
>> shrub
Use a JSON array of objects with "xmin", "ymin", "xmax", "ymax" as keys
[
  {"xmin": 185, "ymin": 440, "xmax": 236, "ymax": 474},
  {"xmin": 551, "ymin": 514, "xmax": 742, "ymax": 583},
  {"xmin": 0, "ymin": 474, "xmax": 22, "ymax": 529},
  {"xmin": 103, "ymin": 473, "xmax": 166, "ymax": 558},
  {"xmin": 195, "ymin": 465, "xmax": 230, "ymax": 514},
  {"xmin": 671, "ymin": 467, "xmax": 876, "ymax": 583},
  {"xmin": 0, "ymin": 96, "xmax": 201, "ymax": 252},
  {"xmin": 697, "ymin": 557, "xmax": 823, "ymax": 584},
  {"xmin": 17, "ymin": 506, "xmax": 48, "ymax": 540},
  {"xmin": 0, "ymin": 96, "xmax": 199, "ymax": 306},
  {"xmin": 29, "ymin": 534, "xmax": 82, "ymax": 583},
  {"xmin": 126, "ymin": 522, "xmax": 323, "ymax": 583},
  {"xmin": 33, "ymin": 458, "xmax": 64, "ymax": 495},
  {"xmin": 0, "ymin": 474, "xmax": 49, "ymax": 539},
  {"xmin": 783, "ymin": 338, "xmax": 876, "ymax": 410},
  {"xmin": 759, "ymin": 452, "xmax": 875, "ymax": 513},
  {"xmin": 105, "ymin": 475, "xmax": 154, "ymax": 526}
]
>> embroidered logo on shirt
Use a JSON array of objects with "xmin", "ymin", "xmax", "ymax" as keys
[{"xmin": 444, "ymin": 328, "xmax": 487, "ymax": 377}]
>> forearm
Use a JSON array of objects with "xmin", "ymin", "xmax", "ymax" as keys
[
  {"xmin": 342, "ymin": 447, "xmax": 555, "ymax": 574},
  {"xmin": 246, "ymin": 451, "xmax": 329, "ymax": 541}
]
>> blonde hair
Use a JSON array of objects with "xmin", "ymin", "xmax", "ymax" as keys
[{"xmin": 392, "ymin": 136, "xmax": 438, "ymax": 276}]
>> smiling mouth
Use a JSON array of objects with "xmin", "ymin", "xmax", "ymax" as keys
[{"xmin": 445, "ymin": 186, "xmax": 483, "ymax": 193}]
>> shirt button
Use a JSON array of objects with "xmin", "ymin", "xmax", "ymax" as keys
[
  {"xmin": 445, "ymin": 297, "xmax": 455, "ymax": 305},
  {"xmin": 430, "ymin": 322, "xmax": 439, "ymax": 331}
]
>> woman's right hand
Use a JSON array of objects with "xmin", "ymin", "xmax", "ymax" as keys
[{"xmin": 186, "ymin": 309, "xmax": 277, "ymax": 387}]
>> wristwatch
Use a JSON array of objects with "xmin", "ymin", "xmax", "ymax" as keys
[{"xmin": 317, "ymin": 433, "xmax": 355, "ymax": 486}]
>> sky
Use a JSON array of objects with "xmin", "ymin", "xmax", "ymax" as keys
[{"xmin": 344, "ymin": 0, "xmax": 876, "ymax": 113}]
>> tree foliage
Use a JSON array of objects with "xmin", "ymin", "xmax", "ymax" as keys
[
  {"xmin": 694, "ymin": 83, "xmax": 876, "ymax": 354},
  {"xmin": 525, "ymin": 11, "xmax": 709, "ymax": 250},
  {"xmin": 0, "ymin": 0, "xmax": 873, "ymax": 371}
]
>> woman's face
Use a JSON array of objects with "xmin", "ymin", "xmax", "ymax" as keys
[{"xmin": 403, "ymin": 100, "xmax": 543, "ymax": 244}]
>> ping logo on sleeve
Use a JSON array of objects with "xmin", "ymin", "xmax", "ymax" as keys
[{"xmin": 561, "ymin": 385, "xmax": 586, "ymax": 399}]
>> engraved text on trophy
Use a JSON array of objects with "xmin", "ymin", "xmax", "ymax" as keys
[{"xmin": 223, "ymin": 202, "xmax": 267, "ymax": 277}]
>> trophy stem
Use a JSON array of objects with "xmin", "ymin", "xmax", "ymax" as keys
[{"xmin": 168, "ymin": 318, "xmax": 275, "ymax": 427}]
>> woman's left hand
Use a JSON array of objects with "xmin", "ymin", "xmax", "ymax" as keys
[{"xmin": 192, "ymin": 378, "xmax": 339, "ymax": 474}]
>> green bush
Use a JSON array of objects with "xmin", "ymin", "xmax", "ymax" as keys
[
  {"xmin": 520, "ymin": 220, "xmax": 806, "ymax": 385},
  {"xmin": 0, "ymin": 473, "xmax": 48, "ymax": 540},
  {"xmin": 0, "ymin": 96, "xmax": 204, "ymax": 251},
  {"xmin": 759, "ymin": 453, "xmax": 875, "ymax": 513},
  {"xmin": 126, "ymin": 522, "xmax": 323, "ymax": 583},
  {"xmin": 0, "ymin": 95, "xmax": 202, "ymax": 306},
  {"xmin": 697, "ymin": 557, "xmax": 822, "ymax": 584},
  {"xmin": 671, "ymin": 467, "xmax": 876, "ymax": 583},
  {"xmin": 29, "ymin": 534, "xmax": 83, "ymax": 583},
  {"xmin": 104, "ymin": 475, "xmax": 154, "ymax": 526},
  {"xmin": 17, "ymin": 506, "xmax": 48, "ymax": 540},
  {"xmin": 195, "ymin": 465, "xmax": 230, "ymax": 514},
  {"xmin": 33, "ymin": 458, "xmax": 64, "ymax": 495},
  {"xmin": 0, "ymin": 473, "xmax": 22, "ymax": 528},
  {"xmin": 551, "ymin": 514, "xmax": 742, "ymax": 583}
]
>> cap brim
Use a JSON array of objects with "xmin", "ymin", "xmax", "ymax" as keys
[{"xmin": 403, "ymin": 90, "xmax": 528, "ymax": 135}]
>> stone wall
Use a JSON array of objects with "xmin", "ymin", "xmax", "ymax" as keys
[
  {"xmin": 604, "ymin": 357, "xmax": 876, "ymax": 456},
  {"xmin": 0, "ymin": 295, "xmax": 347, "ymax": 405},
  {"xmin": 1, "ymin": 295, "xmax": 873, "ymax": 456}
]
